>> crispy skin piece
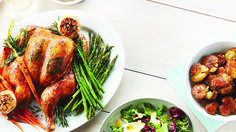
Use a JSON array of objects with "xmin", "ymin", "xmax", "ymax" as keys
[
  {"xmin": 2, "ymin": 57, "xmax": 31, "ymax": 115},
  {"xmin": 24, "ymin": 28, "xmax": 75, "ymax": 88},
  {"xmin": 0, "ymin": 83, "xmax": 4, "ymax": 92},
  {"xmin": 19, "ymin": 25, "xmax": 42, "ymax": 47},
  {"xmin": 40, "ymin": 69, "xmax": 75, "ymax": 131}
]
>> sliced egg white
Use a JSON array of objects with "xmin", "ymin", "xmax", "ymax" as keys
[
  {"xmin": 122, "ymin": 121, "xmax": 145, "ymax": 132},
  {"xmin": 150, "ymin": 112, "xmax": 160, "ymax": 125}
]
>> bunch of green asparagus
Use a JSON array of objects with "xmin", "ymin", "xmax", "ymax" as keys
[{"xmin": 64, "ymin": 32, "xmax": 118, "ymax": 119}]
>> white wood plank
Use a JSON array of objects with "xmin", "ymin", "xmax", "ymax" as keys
[
  {"xmin": 149, "ymin": 0, "xmax": 236, "ymax": 22},
  {"xmin": 71, "ymin": 111, "xmax": 109, "ymax": 132}
]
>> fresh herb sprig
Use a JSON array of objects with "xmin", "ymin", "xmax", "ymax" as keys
[
  {"xmin": 1, "ymin": 20, "xmax": 29, "ymax": 67},
  {"xmin": 54, "ymin": 101, "xmax": 71, "ymax": 128},
  {"xmin": 48, "ymin": 17, "xmax": 62, "ymax": 36},
  {"xmin": 64, "ymin": 32, "xmax": 118, "ymax": 119}
]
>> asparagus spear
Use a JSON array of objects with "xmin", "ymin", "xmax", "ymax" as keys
[{"xmin": 100, "ymin": 55, "xmax": 118, "ymax": 84}]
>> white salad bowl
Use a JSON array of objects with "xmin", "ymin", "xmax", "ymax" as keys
[
  {"xmin": 185, "ymin": 41, "xmax": 236, "ymax": 121},
  {"xmin": 99, "ymin": 98, "xmax": 199, "ymax": 132}
]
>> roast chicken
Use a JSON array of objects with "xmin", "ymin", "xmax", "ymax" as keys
[{"xmin": 1, "ymin": 27, "xmax": 77, "ymax": 131}]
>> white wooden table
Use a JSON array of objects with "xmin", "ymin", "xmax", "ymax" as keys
[{"xmin": 1, "ymin": 0, "xmax": 236, "ymax": 131}]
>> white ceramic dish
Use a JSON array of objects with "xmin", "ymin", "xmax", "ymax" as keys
[
  {"xmin": 99, "ymin": 98, "xmax": 200, "ymax": 132},
  {"xmin": 51, "ymin": 0, "xmax": 82, "ymax": 5},
  {"xmin": 0, "ymin": 9, "xmax": 125, "ymax": 131},
  {"xmin": 185, "ymin": 41, "xmax": 236, "ymax": 121}
]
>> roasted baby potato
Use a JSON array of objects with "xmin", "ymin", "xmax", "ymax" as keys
[
  {"xmin": 216, "ymin": 66, "xmax": 226, "ymax": 74},
  {"xmin": 205, "ymin": 101, "xmax": 218, "ymax": 115},
  {"xmin": 214, "ymin": 53, "xmax": 226, "ymax": 66},
  {"xmin": 225, "ymin": 48, "xmax": 236, "ymax": 61},
  {"xmin": 218, "ymin": 84, "xmax": 233, "ymax": 95},
  {"xmin": 191, "ymin": 83, "xmax": 208, "ymax": 99},
  {"xmin": 225, "ymin": 59, "xmax": 236, "ymax": 79},
  {"xmin": 190, "ymin": 63, "xmax": 209, "ymax": 82},
  {"xmin": 209, "ymin": 73, "xmax": 233, "ymax": 89},
  {"xmin": 222, "ymin": 96, "xmax": 235, "ymax": 113},
  {"xmin": 202, "ymin": 55, "xmax": 219, "ymax": 73},
  {"xmin": 219, "ymin": 104, "xmax": 231, "ymax": 116}
]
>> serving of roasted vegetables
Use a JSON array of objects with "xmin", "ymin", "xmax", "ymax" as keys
[{"xmin": 190, "ymin": 48, "xmax": 236, "ymax": 116}]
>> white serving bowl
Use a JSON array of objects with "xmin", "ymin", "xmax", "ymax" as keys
[
  {"xmin": 99, "ymin": 98, "xmax": 199, "ymax": 132},
  {"xmin": 185, "ymin": 41, "xmax": 236, "ymax": 121}
]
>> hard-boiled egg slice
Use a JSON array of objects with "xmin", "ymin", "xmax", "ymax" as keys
[{"xmin": 122, "ymin": 121, "xmax": 145, "ymax": 132}]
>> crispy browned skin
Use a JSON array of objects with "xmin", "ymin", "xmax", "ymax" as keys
[
  {"xmin": 24, "ymin": 28, "xmax": 75, "ymax": 88},
  {"xmin": 2, "ymin": 57, "xmax": 31, "ymax": 112},
  {"xmin": 40, "ymin": 69, "xmax": 75, "ymax": 131},
  {"xmin": 19, "ymin": 25, "xmax": 41, "ymax": 47}
]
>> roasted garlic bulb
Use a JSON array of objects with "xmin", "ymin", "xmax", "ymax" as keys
[
  {"xmin": 0, "ymin": 90, "xmax": 17, "ymax": 114},
  {"xmin": 58, "ymin": 15, "xmax": 81, "ymax": 38}
]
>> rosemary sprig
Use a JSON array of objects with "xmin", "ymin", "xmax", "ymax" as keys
[
  {"xmin": 54, "ymin": 101, "xmax": 70, "ymax": 128},
  {"xmin": 48, "ymin": 16, "xmax": 61, "ymax": 36}
]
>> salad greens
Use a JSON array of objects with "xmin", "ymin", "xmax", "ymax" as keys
[{"xmin": 110, "ymin": 103, "xmax": 191, "ymax": 132}]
